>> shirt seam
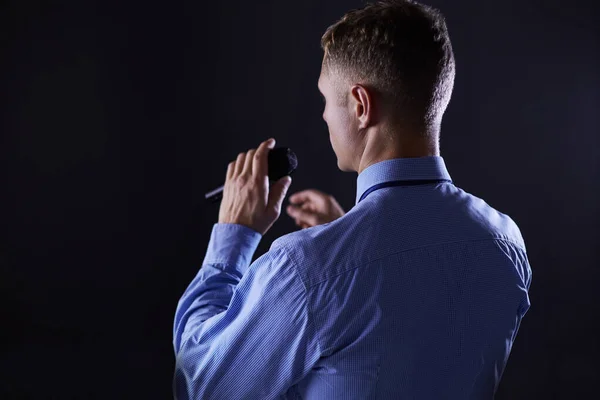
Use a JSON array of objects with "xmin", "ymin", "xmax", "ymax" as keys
[
  {"xmin": 308, "ymin": 236, "xmax": 526, "ymax": 288},
  {"xmin": 276, "ymin": 244, "xmax": 324, "ymax": 360},
  {"xmin": 201, "ymin": 260, "xmax": 245, "ymax": 272}
]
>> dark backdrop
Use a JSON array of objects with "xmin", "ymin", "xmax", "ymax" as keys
[{"xmin": 1, "ymin": 0, "xmax": 598, "ymax": 398}]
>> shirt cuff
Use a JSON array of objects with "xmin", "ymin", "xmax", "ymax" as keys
[{"xmin": 202, "ymin": 223, "xmax": 263, "ymax": 273}]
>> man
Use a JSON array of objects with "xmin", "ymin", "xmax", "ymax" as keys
[{"xmin": 173, "ymin": 0, "xmax": 532, "ymax": 398}]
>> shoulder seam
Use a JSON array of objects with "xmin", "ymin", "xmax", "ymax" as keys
[
  {"xmin": 305, "ymin": 236, "xmax": 526, "ymax": 287},
  {"xmin": 275, "ymin": 243, "xmax": 324, "ymax": 358}
]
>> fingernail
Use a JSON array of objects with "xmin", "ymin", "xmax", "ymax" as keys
[{"xmin": 268, "ymin": 138, "xmax": 275, "ymax": 146}]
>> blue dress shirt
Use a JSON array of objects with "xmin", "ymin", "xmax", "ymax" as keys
[{"xmin": 173, "ymin": 156, "xmax": 532, "ymax": 399}]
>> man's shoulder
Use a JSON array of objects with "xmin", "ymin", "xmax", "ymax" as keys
[
  {"xmin": 454, "ymin": 186, "xmax": 527, "ymax": 251},
  {"xmin": 270, "ymin": 216, "xmax": 360, "ymax": 285},
  {"xmin": 271, "ymin": 221, "xmax": 337, "ymax": 258}
]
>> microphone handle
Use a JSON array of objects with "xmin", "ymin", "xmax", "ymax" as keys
[
  {"xmin": 205, "ymin": 178, "xmax": 280, "ymax": 203},
  {"xmin": 205, "ymin": 185, "xmax": 224, "ymax": 203}
]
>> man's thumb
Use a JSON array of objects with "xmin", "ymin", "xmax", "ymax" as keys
[{"xmin": 268, "ymin": 176, "xmax": 292, "ymax": 215}]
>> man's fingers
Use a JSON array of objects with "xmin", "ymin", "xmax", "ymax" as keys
[
  {"xmin": 290, "ymin": 189, "xmax": 329, "ymax": 206},
  {"xmin": 234, "ymin": 152, "xmax": 246, "ymax": 176},
  {"xmin": 253, "ymin": 138, "xmax": 275, "ymax": 179},
  {"xmin": 289, "ymin": 190, "xmax": 315, "ymax": 205},
  {"xmin": 286, "ymin": 205, "xmax": 318, "ymax": 226},
  {"xmin": 289, "ymin": 192, "xmax": 306, "ymax": 204},
  {"xmin": 243, "ymin": 149, "xmax": 256, "ymax": 175},
  {"xmin": 226, "ymin": 161, "xmax": 235, "ymax": 180}
]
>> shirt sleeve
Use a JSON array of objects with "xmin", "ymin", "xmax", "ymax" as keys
[{"xmin": 172, "ymin": 223, "xmax": 321, "ymax": 399}]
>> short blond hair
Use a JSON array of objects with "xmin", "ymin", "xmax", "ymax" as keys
[{"xmin": 320, "ymin": 0, "xmax": 455, "ymax": 134}]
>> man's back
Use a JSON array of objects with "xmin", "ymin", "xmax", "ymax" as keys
[{"xmin": 274, "ymin": 156, "xmax": 532, "ymax": 399}]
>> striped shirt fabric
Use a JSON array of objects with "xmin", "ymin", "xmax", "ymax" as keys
[{"xmin": 173, "ymin": 155, "xmax": 532, "ymax": 399}]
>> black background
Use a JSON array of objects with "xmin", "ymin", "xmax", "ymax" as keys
[{"xmin": 1, "ymin": 0, "xmax": 599, "ymax": 398}]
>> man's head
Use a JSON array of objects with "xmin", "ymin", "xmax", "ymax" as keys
[{"xmin": 318, "ymin": 0, "xmax": 455, "ymax": 173}]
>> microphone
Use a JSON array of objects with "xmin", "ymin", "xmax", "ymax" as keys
[{"xmin": 205, "ymin": 147, "xmax": 298, "ymax": 203}]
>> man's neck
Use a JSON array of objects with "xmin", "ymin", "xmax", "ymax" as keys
[{"xmin": 357, "ymin": 132, "xmax": 439, "ymax": 174}]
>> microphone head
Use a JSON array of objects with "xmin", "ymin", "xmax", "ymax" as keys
[
  {"xmin": 205, "ymin": 146, "xmax": 298, "ymax": 204},
  {"xmin": 268, "ymin": 147, "xmax": 298, "ymax": 181}
]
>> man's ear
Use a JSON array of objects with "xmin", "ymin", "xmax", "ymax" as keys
[{"xmin": 351, "ymin": 85, "xmax": 372, "ymax": 128}]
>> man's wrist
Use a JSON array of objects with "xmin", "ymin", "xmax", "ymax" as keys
[{"xmin": 202, "ymin": 223, "xmax": 262, "ymax": 272}]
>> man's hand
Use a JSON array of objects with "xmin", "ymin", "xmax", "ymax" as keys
[
  {"xmin": 286, "ymin": 189, "xmax": 346, "ymax": 229},
  {"xmin": 218, "ymin": 138, "xmax": 292, "ymax": 236}
]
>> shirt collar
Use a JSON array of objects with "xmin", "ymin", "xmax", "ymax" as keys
[{"xmin": 356, "ymin": 156, "xmax": 452, "ymax": 205}]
